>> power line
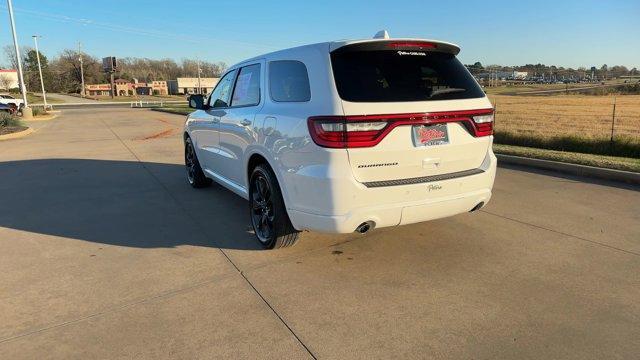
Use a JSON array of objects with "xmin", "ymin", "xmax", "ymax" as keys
[{"xmin": 0, "ymin": 5, "xmax": 279, "ymax": 51}]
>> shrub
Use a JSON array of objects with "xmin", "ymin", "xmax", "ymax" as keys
[
  {"xmin": 31, "ymin": 107, "xmax": 46, "ymax": 116},
  {"xmin": 0, "ymin": 112, "xmax": 21, "ymax": 127}
]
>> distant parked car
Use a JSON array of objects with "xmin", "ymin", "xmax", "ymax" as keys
[
  {"xmin": 0, "ymin": 103, "xmax": 17, "ymax": 115},
  {"xmin": 0, "ymin": 94, "xmax": 24, "ymax": 109},
  {"xmin": 184, "ymin": 33, "xmax": 497, "ymax": 248}
]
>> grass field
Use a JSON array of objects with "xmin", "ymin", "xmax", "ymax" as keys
[
  {"xmin": 152, "ymin": 105, "xmax": 192, "ymax": 115},
  {"xmin": 488, "ymin": 94, "xmax": 640, "ymax": 157},
  {"xmin": 90, "ymin": 95, "xmax": 186, "ymax": 102},
  {"xmin": 493, "ymin": 144, "xmax": 640, "ymax": 173}
]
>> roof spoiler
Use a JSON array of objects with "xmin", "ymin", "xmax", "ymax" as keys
[{"xmin": 330, "ymin": 39, "xmax": 461, "ymax": 56}]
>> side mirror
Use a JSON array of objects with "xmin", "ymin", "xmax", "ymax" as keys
[
  {"xmin": 213, "ymin": 99, "xmax": 228, "ymax": 108},
  {"xmin": 188, "ymin": 94, "xmax": 206, "ymax": 109}
]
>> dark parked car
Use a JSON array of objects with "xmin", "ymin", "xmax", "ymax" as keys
[{"xmin": 0, "ymin": 103, "xmax": 17, "ymax": 115}]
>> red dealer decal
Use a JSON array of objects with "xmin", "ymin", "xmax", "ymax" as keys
[{"xmin": 417, "ymin": 127, "xmax": 446, "ymax": 143}]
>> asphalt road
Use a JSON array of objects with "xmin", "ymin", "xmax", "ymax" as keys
[{"xmin": 1, "ymin": 108, "xmax": 639, "ymax": 359}]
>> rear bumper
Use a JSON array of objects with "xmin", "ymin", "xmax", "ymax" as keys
[
  {"xmin": 287, "ymin": 151, "xmax": 496, "ymax": 233},
  {"xmin": 289, "ymin": 187, "xmax": 491, "ymax": 233}
]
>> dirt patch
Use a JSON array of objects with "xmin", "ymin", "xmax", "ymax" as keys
[
  {"xmin": 0, "ymin": 126, "xmax": 28, "ymax": 136},
  {"xmin": 137, "ymin": 128, "xmax": 176, "ymax": 140}
]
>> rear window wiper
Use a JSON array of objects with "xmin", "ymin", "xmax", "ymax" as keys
[{"xmin": 427, "ymin": 88, "xmax": 467, "ymax": 98}]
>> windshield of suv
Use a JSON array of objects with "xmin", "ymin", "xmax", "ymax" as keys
[{"xmin": 331, "ymin": 49, "xmax": 485, "ymax": 102}]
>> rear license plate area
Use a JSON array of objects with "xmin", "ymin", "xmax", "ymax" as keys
[{"xmin": 412, "ymin": 123, "xmax": 449, "ymax": 147}]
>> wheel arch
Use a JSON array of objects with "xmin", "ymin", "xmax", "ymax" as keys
[{"xmin": 244, "ymin": 150, "xmax": 292, "ymax": 211}]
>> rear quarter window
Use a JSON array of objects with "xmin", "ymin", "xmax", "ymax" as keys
[
  {"xmin": 269, "ymin": 60, "xmax": 311, "ymax": 102},
  {"xmin": 331, "ymin": 49, "xmax": 485, "ymax": 102}
]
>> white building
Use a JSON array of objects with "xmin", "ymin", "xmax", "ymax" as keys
[
  {"xmin": 512, "ymin": 71, "xmax": 528, "ymax": 79},
  {"xmin": 167, "ymin": 77, "xmax": 220, "ymax": 95},
  {"xmin": 0, "ymin": 69, "xmax": 19, "ymax": 90}
]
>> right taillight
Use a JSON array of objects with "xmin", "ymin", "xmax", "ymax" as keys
[
  {"xmin": 308, "ymin": 109, "xmax": 494, "ymax": 148},
  {"xmin": 471, "ymin": 113, "xmax": 494, "ymax": 137}
]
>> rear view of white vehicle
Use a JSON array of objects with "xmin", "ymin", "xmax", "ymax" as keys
[{"xmin": 184, "ymin": 33, "xmax": 496, "ymax": 248}]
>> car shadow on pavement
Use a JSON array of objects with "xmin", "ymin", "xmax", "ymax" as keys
[{"xmin": 0, "ymin": 158, "xmax": 265, "ymax": 250}]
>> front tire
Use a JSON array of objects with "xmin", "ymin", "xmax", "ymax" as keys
[
  {"xmin": 249, "ymin": 164, "xmax": 300, "ymax": 249},
  {"xmin": 185, "ymin": 137, "xmax": 211, "ymax": 188}
]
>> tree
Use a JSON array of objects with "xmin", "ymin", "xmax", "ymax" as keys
[
  {"xmin": 0, "ymin": 74, "xmax": 13, "ymax": 90},
  {"xmin": 2, "ymin": 45, "xmax": 32, "ymax": 70},
  {"xmin": 49, "ymin": 49, "xmax": 105, "ymax": 93},
  {"xmin": 23, "ymin": 49, "xmax": 54, "ymax": 92}
]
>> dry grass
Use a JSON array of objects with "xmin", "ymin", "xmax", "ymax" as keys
[{"xmin": 489, "ymin": 94, "xmax": 640, "ymax": 139}]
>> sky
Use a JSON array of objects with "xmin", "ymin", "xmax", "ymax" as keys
[{"xmin": 1, "ymin": 0, "xmax": 639, "ymax": 69}]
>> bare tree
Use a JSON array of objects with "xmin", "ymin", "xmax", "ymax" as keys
[
  {"xmin": 2, "ymin": 45, "xmax": 32, "ymax": 70},
  {"xmin": 0, "ymin": 74, "xmax": 13, "ymax": 90},
  {"xmin": 49, "ymin": 49, "xmax": 105, "ymax": 93}
]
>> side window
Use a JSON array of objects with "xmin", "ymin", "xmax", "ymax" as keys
[
  {"xmin": 269, "ymin": 60, "xmax": 311, "ymax": 102},
  {"xmin": 231, "ymin": 64, "xmax": 261, "ymax": 107},
  {"xmin": 208, "ymin": 70, "xmax": 237, "ymax": 108}
]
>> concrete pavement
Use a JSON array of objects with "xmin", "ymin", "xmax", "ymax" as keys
[{"xmin": 0, "ymin": 108, "xmax": 638, "ymax": 359}]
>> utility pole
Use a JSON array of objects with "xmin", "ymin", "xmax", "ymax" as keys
[
  {"xmin": 32, "ymin": 35, "xmax": 47, "ymax": 110},
  {"xmin": 6, "ymin": 0, "xmax": 31, "ymax": 118},
  {"xmin": 78, "ymin": 42, "xmax": 85, "ymax": 97},
  {"xmin": 110, "ymin": 72, "xmax": 115, "ymax": 99},
  {"xmin": 196, "ymin": 58, "xmax": 202, "ymax": 94}
]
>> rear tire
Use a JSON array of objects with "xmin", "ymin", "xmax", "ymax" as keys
[
  {"xmin": 185, "ymin": 137, "xmax": 211, "ymax": 188},
  {"xmin": 249, "ymin": 164, "xmax": 300, "ymax": 249}
]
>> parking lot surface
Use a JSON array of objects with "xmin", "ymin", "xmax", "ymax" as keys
[{"xmin": 1, "ymin": 108, "xmax": 639, "ymax": 359}]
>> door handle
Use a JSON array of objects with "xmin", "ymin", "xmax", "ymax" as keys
[
  {"xmin": 240, "ymin": 119, "xmax": 252, "ymax": 126},
  {"xmin": 211, "ymin": 118, "xmax": 220, "ymax": 123}
]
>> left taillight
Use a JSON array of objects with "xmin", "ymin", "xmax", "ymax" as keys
[{"xmin": 307, "ymin": 117, "xmax": 389, "ymax": 148}]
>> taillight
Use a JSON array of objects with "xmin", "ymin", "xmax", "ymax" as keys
[
  {"xmin": 308, "ymin": 118, "xmax": 389, "ymax": 148},
  {"xmin": 471, "ymin": 113, "xmax": 494, "ymax": 137},
  {"xmin": 386, "ymin": 41, "xmax": 437, "ymax": 49},
  {"xmin": 308, "ymin": 109, "xmax": 493, "ymax": 149}
]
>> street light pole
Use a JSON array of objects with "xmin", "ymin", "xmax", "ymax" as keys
[
  {"xmin": 32, "ymin": 35, "xmax": 48, "ymax": 110},
  {"xmin": 6, "ymin": 0, "xmax": 31, "ymax": 118},
  {"xmin": 197, "ymin": 57, "xmax": 202, "ymax": 94},
  {"xmin": 78, "ymin": 42, "xmax": 85, "ymax": 97}
]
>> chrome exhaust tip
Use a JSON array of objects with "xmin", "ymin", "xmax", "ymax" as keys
[
  {"xmin": 355, "ymin": 221, "xmax": 374, "ymax": 234},
  {"xmin": 469, "ymin": 202, "xmax": 485, "ymax": 212}
]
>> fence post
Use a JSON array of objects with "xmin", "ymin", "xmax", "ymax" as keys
[
  {"xmin": 609, "ymin": 96, "xmax": 616, "ymax": 150},
  {"xmin": 493, "ymin": 99, "xmax": 497, "ymax": 130}
]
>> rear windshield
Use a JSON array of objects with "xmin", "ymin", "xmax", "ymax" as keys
[{"xmin": 331, "ymin": 49, "xmax": 485, "ymax": 102}]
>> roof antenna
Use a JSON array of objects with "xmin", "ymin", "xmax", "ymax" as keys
[{"xmin": 373, "ymin": 30, "xmax": 390, "ymax": 39}]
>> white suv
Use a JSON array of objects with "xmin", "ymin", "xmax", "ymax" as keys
[{"xmin": 184, "ymin": 36, "xmax": 496, "ymax": 248}]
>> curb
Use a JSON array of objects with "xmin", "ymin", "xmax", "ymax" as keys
[
  {"xmin": 496, "ymin": 154, "xmax": 640, "ymax": 185},
  {"xmin": 26, "ymin": 113, "xmax": 60, "ymax": 122},
  {"xmin": 0, "ymin": 127, "xmax": 34, "ymax": 141},
  {"xmin": 150, "ymin": 108, "xmax": 191, "ymax": 116}
]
